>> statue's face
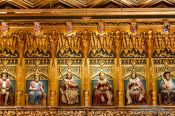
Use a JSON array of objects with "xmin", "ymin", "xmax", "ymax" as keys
[
  {"xmin": 131, "ymin": 72, "xmax": 136, "ymax": 79},
  {"xmin": 99, "ymin": 73, "xmax": 104, "ymax": 80},
  {"xmin": 35, "ymin": 75, "xmax": 39, "ymax": 82},
  {"xmin": 67, "ymin": 73, "xmax": 72, "ymax": 79},
  {"xmin": 1, "ymin": 22, "xmax": 6, "ymax": 26},
  {"xmin": 165, "ymin": 73, "xmax": 170, "ymax": 80},
  {"xmin": 52, "ymin": 30, "xmax": 56, "ymax": 35},
  {"xmin": 2, "ymin": 73, "xmax": 7, "ymax": 79}
]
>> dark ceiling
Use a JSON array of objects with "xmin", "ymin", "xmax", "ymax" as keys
[{"xmin": 0, "ymin": 0, "xmax": 175, "ymax": 9}]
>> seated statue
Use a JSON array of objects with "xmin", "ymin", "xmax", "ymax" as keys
[
  {"xmin": 160, "ymin": 72, "xmax": 175, "ymax": 104},
  {"xmin": 126, "ymin": 71, "xmax": 145, "ymax": 105},
  {"xmin": 60, "ymin": 72, "xmax": 79, "ymax": 105},
  {"xmin": 29, "ymin": 73, "xmax": 44, "ymax": 105},
  {"xmin": 0, "ymin": 72, "xmax": 12, "ymax": 105},
  {"xmin": 93, "ymin": 72, "xmax": 113, "ymax": 105}
]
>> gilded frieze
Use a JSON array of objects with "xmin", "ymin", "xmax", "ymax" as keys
[
  {"xmin": 153, "ymin": 32, "xmax": 175, "ymax": 58},
  {"xmin": 120, "ymin": 32, "xmax": 147, "ymax": 58}
]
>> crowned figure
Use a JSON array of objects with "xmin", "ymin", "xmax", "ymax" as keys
[{"xmin": 29, "ymin": 69, "xmax": 44, "ymax": 105}]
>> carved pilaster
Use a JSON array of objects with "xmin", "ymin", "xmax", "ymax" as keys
[
  {"xmin": 49, "ymin": 58, "xmax": 57, "ymax": 106},
  {"xmin": 16, "ymin": 90, "xmax": 23, "ymax": 105},
  {"xmin": 84, "ymin": 91, "xmax": 88, "ymax": 106},
  {"xmin": 147, "ymin": 30, "xmax": 156, "ymax": 105},
  {"xmin": 118, "ymin": 58, "xmax": 123, "ymax": 106},
  {"xmin": 16, "ymin": 58, "xmax": 24, "ymax": 105},
  {"xmin": 85, "ymin": 58, "xmax": 90, "ymax": 106}
]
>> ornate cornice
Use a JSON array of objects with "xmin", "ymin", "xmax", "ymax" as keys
[{"xmin": 0, "ymin": 8, "xmax": 175, "ymax": 17}]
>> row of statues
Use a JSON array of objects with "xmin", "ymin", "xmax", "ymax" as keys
[
  {"xmin": 0, "ymin": 71, "xmax": 44, "ymax": 106},
  {"xmin": 0, "ymin": 30, "xmax": 174, "ymax": 56},
  {"xmin": 121, "ymin": 32, "xmax": 146, "ymax": 49},
  {"xmin": 90, "ymin": 32, "xmax": 115, "ymax": 52},
  {"xmin": 57, "ymin": 33, "xmax": 82, "ymax": 54},
  {"xmin": 0, "ymin": 70, "xmax": 175, "ymax": 106},
  {"xmin": 1, "ymin": 30, "xmax": 175, "ymax": 58},
  {"xmin": 25, "ymin": 34, "xmax": 50, "ymax": 53},
  {"xmin": 154, "ymin": 32, "xmax": 175, "ymax": 49},
  {"xmin": 0, "ymin": 35, "xmax": 16, "ymax": 50}
]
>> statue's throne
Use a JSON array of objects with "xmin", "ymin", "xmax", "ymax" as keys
[
  {"xmin": 124, "ymin": 89, "xmax": 146, "ymax": 105},
  {"xmin": 158, "ymin": 92, "xmax": 175, "ymax": 105},
  {"xmin": 130, "ymin": 93, "xmax": 140, "ymax": 105},
  {"xmin": 131, "ymin": 93, "xmax": 146, "ymax": 105},
  {"xmin": 158, "ymin": 93, "xmax": 163, "ymax": 105},
  {"xmin": 25, "ymin": 93, "xmax": 47, "ymax": 106}
]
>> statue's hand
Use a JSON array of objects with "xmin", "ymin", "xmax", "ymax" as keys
[{"xmin": 41, "ymin": 88, "xmax": 44, "ymax": 93}]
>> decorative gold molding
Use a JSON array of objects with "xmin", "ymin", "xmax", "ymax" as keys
[{"xmin": 0, "ymin": 8, "xmax": 175, "ymax": 17}]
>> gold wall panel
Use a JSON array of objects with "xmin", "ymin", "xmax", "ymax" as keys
[{"xmin": 0, "ymin": 19, "xmax": 174, "ymax": 108}]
